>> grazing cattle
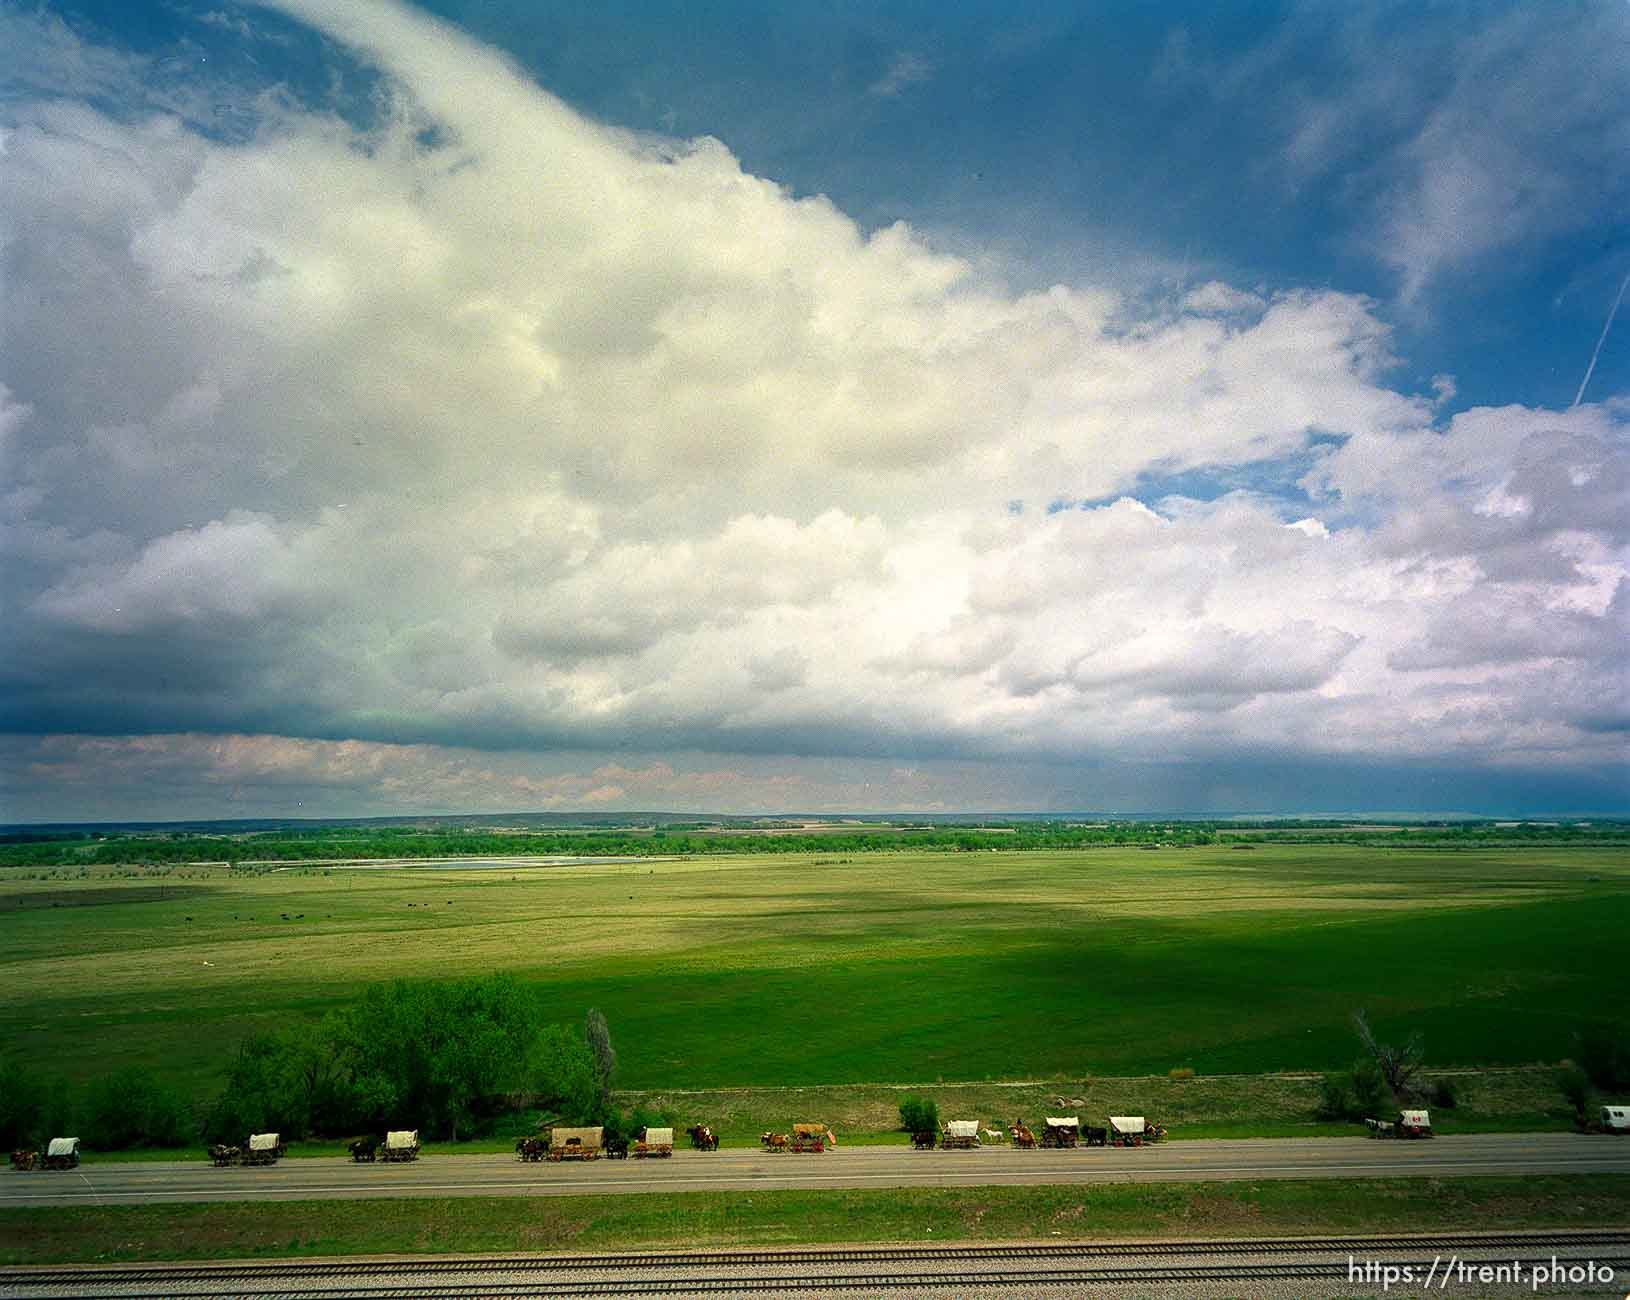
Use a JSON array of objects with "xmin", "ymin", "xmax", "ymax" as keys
[
  {"xmin": 760, "ymin": 1131, "xmax": 789, "ymax": 1152},
  {"xmin": 1083, "ymin": 1126, "xmax": 1108, "ymax": 1147},
  {"xmin": 348, "ymin": 1138, "xmax": 378, "ymax": 1163},
  {"xmin": 9, "ymin": 1150, "xmax": 38, "ymax": 1171},
  {"xmin": 687, "ymin": 1124, "xmax": 720, "ymax": 1151}
]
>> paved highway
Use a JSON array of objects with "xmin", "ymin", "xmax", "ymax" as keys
[{"xmin": 4, "ymin": 1135, "xmax": 1626, "ymax": 1207}]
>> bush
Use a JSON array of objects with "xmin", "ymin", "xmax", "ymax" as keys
[
  {"xmin": 1316, "ymin": 1073, "xmax": 1353, "ymax": 1121},
  {"xmin": 1558, "ymin": 1064, "xmax": 1599, "ymax": 1127},
  {"xmin": 84, "ymin": 1067, "xmax": 192, "ymax": 1149},
  {"xmin": 1350, "ymin": 1056, "xmax": 1390, "ymax": 1116},
  {"xmin": 1579, "ymin": 1025, "xmax": 1630, "ymax": 1092},
  {"xmin": 1168, "ymin": 1067, "xmax": 1195, "ymax": 1080},
  {"xmin": 898, "ymin": 1094, "xmax": 939, "ymax": 1135},
  {"xmin": 1430, "ymin": 1077, "xmax": 1459, "ymax": 1110},
  {"xmin": 1316, "ymin": 1058, "xmax": 1391, "ymax": 1122}
]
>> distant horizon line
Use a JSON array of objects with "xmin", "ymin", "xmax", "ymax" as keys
[{"xmin": 4, "ymin": 809, "xmax": 1627, "ymax": 832}]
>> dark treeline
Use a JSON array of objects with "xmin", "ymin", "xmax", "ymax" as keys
[
  {"xmin": 0, "ymin": 977, "xmax": 651, "ymax": 1152},
  {"xmin": 1, "ymin": 819, "xmax": 1625, "ymax": 868}
]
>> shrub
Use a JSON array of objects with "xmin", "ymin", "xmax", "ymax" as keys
[
  {"xmin": 1579, "ymin": 1025, "xmax": 1630, "ymax": 1093},
  {"xmin": 1430, "ymin": 1077, "xmax": 1459, "ymax": 1110},
  {"xmin": 1168, "ymin": 1067, "xmax": 1195, "ymax": 1080},
  {"xmin": 1558, "ymin": 1064, "xmax": 1599, "ymax": 1127},
  {"xmin": 898, "ymin": 1094, "xmax": 939, "ymax": 1135},
  {"xmin": 1317, "ymin": 1058, "xmax": 1391, "ymax": 1122},
  {"xmin": 1316, "ymin": 1073, "xmax": 1353, "ymax": 1121},
  {"xmin": 1350, "ymin": 1056, "xmax": 1391, "ymax": 1116}
]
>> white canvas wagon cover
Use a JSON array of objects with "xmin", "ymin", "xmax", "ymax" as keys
[
  {"xmin": 944, "ymin": 1120, "xmax": 980, "ymax": 1139},
  {"xmin": 1045, "ymin": 1116, "xmax": 1079, "ymax": 1129},
  {"xmin": 385, "ymin": 1130, "xmax": 418, "ymax": 1149},
  {"xmin": 1400, "ymin": 1110, "xmax": 1431, "ymax": 1127},
  {"xmin": 46, "ymin": 1138, "xmax": 79, "ymax": 1157},
  {"xmin": 248, "ymin": 1133, "xmax": 280, "ymax": 1151},
  {"xmin": 551, "ymin": 1126, "xmax": 603, "ymax": 1149},
  {"xmin": 1109, "ymin": 1117, "xmax": 1145, "ymax": 1135},
  {"xmin": 642, "ymin": 1127, "xmax": 674, "ymax": 1145},
  {"xmin": 1602, "ymin": 1106, "xmax": 1630, "ymax": 1128}
]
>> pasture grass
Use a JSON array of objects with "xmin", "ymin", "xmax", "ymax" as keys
[
  {"xmin": 3, "ymin": 1176, "xmax": 1627, "ymax": 1264},
  {"xmin": 2, "ymin": 845, "xmax": 1626, "ymax": 1102}
]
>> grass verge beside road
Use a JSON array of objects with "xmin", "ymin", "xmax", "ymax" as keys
[{"xmin": 3, "ymin": 1176, "xmax": 1627, "ymax": 1265}]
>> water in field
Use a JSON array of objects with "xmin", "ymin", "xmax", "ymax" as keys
[{"xmin": 270, "ymin": 855, "xmax": 670, "ymax": 870}]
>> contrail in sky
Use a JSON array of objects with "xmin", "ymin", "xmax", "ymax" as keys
[{"xmin": 1572, "ymin": 270, "xmax": 1630, "ymax": 408}]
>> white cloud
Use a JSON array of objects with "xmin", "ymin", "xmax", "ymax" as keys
[{"xmin": 0, "ymin": 0, "xmax": 1624, "ymax": 815}]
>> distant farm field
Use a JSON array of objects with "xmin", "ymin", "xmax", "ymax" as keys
[{"xmin": 2, "ymin": 846, "xmax": 1626, "ymax": 1097}]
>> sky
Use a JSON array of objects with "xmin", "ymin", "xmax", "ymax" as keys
[{"xmin": 1, "ymin": 0, "xmax": 1626, "ymax": 821}]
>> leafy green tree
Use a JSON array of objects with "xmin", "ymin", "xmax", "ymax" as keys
[
  {"xmin": 585, "ymin": 1008, "xmax": 616, "ymax": 1113},
  {"xmin": 85, "ymin": 1067, "xmax": 192, "ymax": 1149},
  {"xmin": 0, "ymin": 1057, "xmax": 71, "ymax": 1149},
  {"xmin": 528, "ymin": 1024, "xmax": 600, "ymax": 1123},
  {"xmin": 898, "ymin": 1094, "xmax": 939, "ymax": 1134}
]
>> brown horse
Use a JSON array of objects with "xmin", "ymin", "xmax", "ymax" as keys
[
  {"xmin": 760, "ymin": 1131, "xmax": 789, "ymax": 1151},
  {"xmin": 687, "ymin": 1124, "xmax": 719, "ymax": 1151},
  {"xmin": 1009, "ymin": 1122, "xmax": 1036, "ymax": 1149}
]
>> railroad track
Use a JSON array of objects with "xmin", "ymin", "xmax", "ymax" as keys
[{"xmin": 5, "ymin": 1231, "xmax": 1629, "ymax": 1297}]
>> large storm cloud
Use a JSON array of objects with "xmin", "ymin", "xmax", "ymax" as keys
[{"xmin": 1, "ymin": 0, "xmax": 1625, "ymax": 818}]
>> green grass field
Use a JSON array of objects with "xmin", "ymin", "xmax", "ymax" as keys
[
  {"xmin": 3, "ymin": 845, "xmax": 1626, "ymax": 1102},
  {"xmin": 5, "ymin": 1176, "xmax": 1629, "ymax": 1264}
]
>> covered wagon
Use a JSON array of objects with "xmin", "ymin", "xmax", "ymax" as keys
[
  {"xmin": 245, "ymin": 1132, "xmax": 282, "ymax": 1166},
  {"xmin": 548, "ymin": 1126, "xmax": 603, "ymax": 1161},
  {"xmin": 43, "ymin": 1138, "xmax": 80, "ymax": 1170},
  {"xmin": 382, "ymin": 1130, "xmax": 420, "ymax": 1162},
  {"xmin": 635, "ymin": 1127, "xmax": 674, "ymax": 1158},
  {"xmin": 1041, "ymin": 1117, "xmax": 1079, "ymax": 1149},
  {"xmin": 1398, "ymin": 1109, "xmax": 1433, "ymax": 1139},
  {"xmin": 1602, "ymin": 1106, "xmax": 1630, "ymax": 1133},
  {"xmin": 790, "ymin": 1123, "xmax": 836, "ymax": 1153},
  {"xmin": 1109, "ymin": 1116, "xmax": 1148, "ymax": 1147},
  {"xmin": 941, "ymin": 1120, "xmax": 981, "ymax": 1150}
]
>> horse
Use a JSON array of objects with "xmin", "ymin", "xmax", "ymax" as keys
[
  {"xmin": 348, "ymin": 1137, "xmax": 378, "ymax": 1162},
  {"xmin": 1009, "ymin": 1122, "xmax": 1036, "ymax": 1149},
  {"xmin": 760, "ymin": 1131, "xmax": 789, "ymax": 1152},
  {"xmin": 9, "ymin": 1150, "xmax": 38, "ymax": 1172},
  {"xmin": 515, "ymin": 1136, "xmax": 548, "ymax": 1162},
  {"xmin": 687, "ymin": 1124, "xmax": 719, "ymax": 1151},
  {"xmin": 604, "ymin": 1133, "xmax": 630, "ymax": 1159},
  {"xmin": 208, "ymin": 1144, "xmax": 241, "ymax": 1167},
  {"xmin": 1083, "ymin": 1126, "xmax": 1108, "ymax": 1147}
]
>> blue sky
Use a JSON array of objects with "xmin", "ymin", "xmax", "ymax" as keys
[{"xmin": 1, "ymin": 0, "xmax": 1625, "ymax": 819}]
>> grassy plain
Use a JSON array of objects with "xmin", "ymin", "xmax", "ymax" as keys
[
  {"xmin": 2, "ymin": 844, "xmax": 1626, "ymax": 1107},
  {"xmin": 4, "ymin": 1176, "xmax": 1628, "ymax": 1264}
]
